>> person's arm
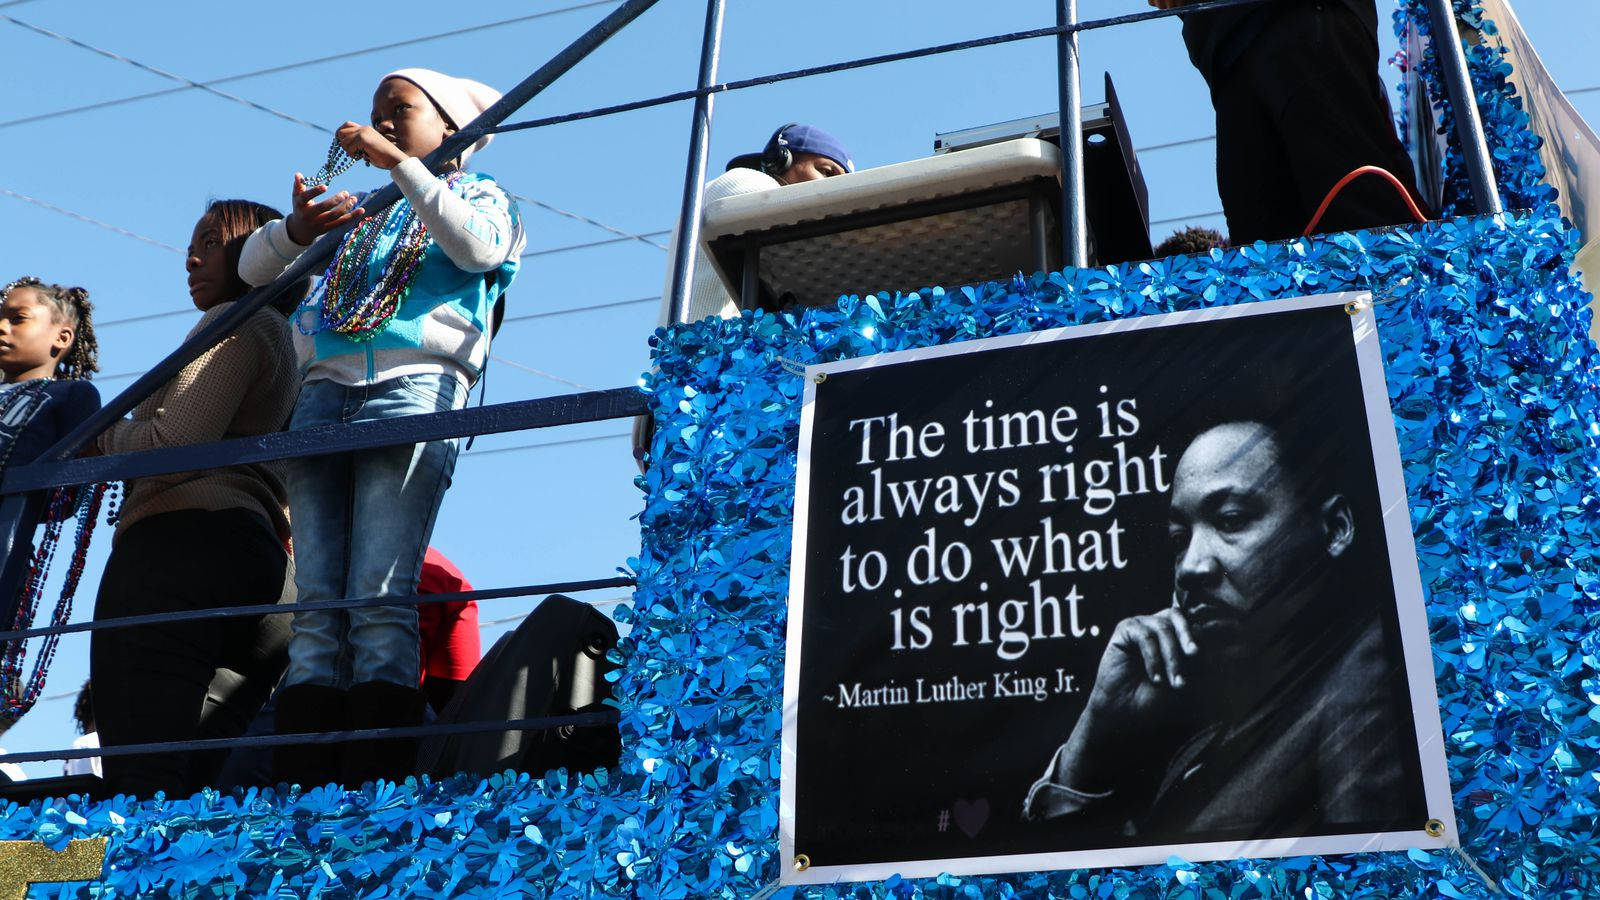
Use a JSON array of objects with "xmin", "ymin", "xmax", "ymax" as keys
[
  {"xmin": 95, "ymin": 310, "xmax": 263, "ymax": 455},
  {"xmin": 238, "ymin": 220, "xmax": 310, "ymax": 287},
  {"xmin": 1023, "ymin": 744, "xmax": 1117, "ymax": 819},
  {"xmin": 390, "ymin": 158, "xmax": 525, "ymax": 273}
]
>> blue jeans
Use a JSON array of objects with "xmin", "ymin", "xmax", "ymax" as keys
[{"xmin": 283, "ymin": 373, "xmax": 464, "ymax": 689}]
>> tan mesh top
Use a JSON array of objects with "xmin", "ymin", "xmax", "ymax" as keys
[{"xmin": 96, "ymin": 302, "xmax": 299, "ymax": 542}]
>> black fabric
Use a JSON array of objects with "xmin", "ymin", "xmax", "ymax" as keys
[
  {"xmin": 5, "ymin": 380, "xmax": 99, "ymax": 470},
  {"xmin": 0, "ymin": 380, "xmax": 101, "ymax": 616},
  {"xmin": 1181, "ymin": 0, "xmax": 1375, "ymax": 84},
  {"xmin": 342, "ymin": 680, "xmax": 427, "ymax": 787},
  {"xmin": 90, "ymin": 508, "xmax": 292, "ymax": 798},
  {"xmin": 418, "ymin": 594, "xmax": 619, "ymax": 780},
  {"xmin": 271, "ymin": 683, "xmax": 348, "ymax": 790},
  {"xmin": 1184, "ymin": 0, "xmax": 1424, "ymax": 244}
]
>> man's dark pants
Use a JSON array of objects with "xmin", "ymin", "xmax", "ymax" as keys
[{"xmin": 1207, "ymin": 1, "xmax": 1426, "ymax": 244}]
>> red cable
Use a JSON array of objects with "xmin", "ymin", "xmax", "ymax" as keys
[{"xmin": 1301, "ymin": 165, "xmax": 1431, "ymax": 237}]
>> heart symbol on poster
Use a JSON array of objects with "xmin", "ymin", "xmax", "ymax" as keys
[{"xmin": 952, "ymin": 798, "xmax": 989, "ymax": 838}]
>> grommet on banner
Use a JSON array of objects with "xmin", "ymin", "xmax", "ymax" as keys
[
  {"xmin": 1344, "ymin": 297, "xmax": 1369, "ymax": 316},
  {"xmin": 1425, "ymin": 818, "xmax": 1446, "ymax": 837},
  {"xmin": 814, "ymin": 372, "xmax": 827, "ymax": 384},
  {"xmin": 793, "ymin": 853, "xmax": 811, "ymax": 872}
]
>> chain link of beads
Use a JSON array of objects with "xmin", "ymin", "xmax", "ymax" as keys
[
  {"xmin": 301, "ymin": 170, "xmax": 465, "ymax": 342},
  {"xmin": 303, "ymin": 136, "xmax": 359, "ymax": 189},
  {"xmin": 104, "ymin": 481, "xmax": 122, "ymax": 527}
]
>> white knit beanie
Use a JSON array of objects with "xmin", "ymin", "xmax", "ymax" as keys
[{"xmin": 382, "ymin": 68, "xmax": 501, "ymax": 167}]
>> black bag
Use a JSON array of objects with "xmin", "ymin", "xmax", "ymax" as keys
[{"xmin": 418, "ymin": 594, "xmax": 620, "ymax": 779}]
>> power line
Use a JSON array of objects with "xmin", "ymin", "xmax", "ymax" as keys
[
  {"xmin": 1150, "ymin": 209, "xmax": 1224, "ymax": 228},
  {"xmin": 1137, "ymin": 134, "xmax": 1214, "ymax": 153},
  {"xmin": 95, "ymin": 309, "xmax": 194, "ymax": 329},
  {"xmin": 2, "ymin": 15, "xmax": 324, "ymax": 132},
  {"xmin": 0, "ymin": 188, "xmax": 183, "ymax": 253},
  {"xmin": 0, "ymin": 2, "xmax": 621, "ymax": 131},
  {"xmin": 522, "ymin": 229, "xmax": 671, "ymax": 258},
  {"xmin": 502, "ymin": 294, "xmax": 659, "ymax": 324},
  {"xmin": 509, "ymin": 193, "xmax": 668, "ymax": 249},
  {"xmin": 489, "ymin": 354, "xmax": 595, "ymax": 391},
  {"xmin": 462, "ymin": 430, "xmax": 629, "ymax": 458},
  {"xmin": 4, "ymin": 15, "xmax": 649, "ymax": 248}
]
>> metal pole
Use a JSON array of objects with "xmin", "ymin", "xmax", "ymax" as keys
[
  {"xmin": 666, "ymin": 0, "xmax": 728, "ymax": 325},
  {"xmin": 34, "ymin": 0, "xmax": 664, "ymax": 464},
  {"xmin": 1424, "ymin": 0, "xmax": 1502, "ymax": 215},
  {"xmin": 1056, "ymin": 0, "xmax": 1089, "ymax": 268}
]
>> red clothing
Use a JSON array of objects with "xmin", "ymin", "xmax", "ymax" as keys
[{"xmin": 417, "ymin": 548, "xmax": 481, "ymax": 683}]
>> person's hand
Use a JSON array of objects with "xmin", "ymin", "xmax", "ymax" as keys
[
  {"xmin": 1043, "ymin": 604, "xmax": 1201, "ymax": 794},
  {"xmin": 284, "ymin": 173, "xmax": 366, "ymax": 245},
  {"xmin": 336, "ymin": 121, "xmax": 408, "ymax": 171},
  {"xmin": 1083, "ymin": 606, "xmax": 1199, "ymax": 722}
]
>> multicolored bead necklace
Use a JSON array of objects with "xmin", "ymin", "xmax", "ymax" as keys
[{"xmin": 301, "ymin": 170, "xmax": 466, "ymax": 341}]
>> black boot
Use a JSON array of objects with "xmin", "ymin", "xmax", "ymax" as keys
[
  {"xmin": 273, "ymin": 684, "xmax": 349, "ymax": 791},
  {"xmin": 344, "ymin": 681, "xmax": 427, "ymax": 787}
]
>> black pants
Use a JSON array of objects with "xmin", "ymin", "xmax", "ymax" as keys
[
  {"xmin": 90, "ymin": 508, "xmax": 292, "ymax": 797},
  {"xmin": 1208, "ymin": 1, "xmax": 1426, "ymax": 244}
]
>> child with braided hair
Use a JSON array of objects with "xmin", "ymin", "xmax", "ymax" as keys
[
  {"xmin": 0, "ymin": 278, "xmax": 102, "ymax": 717},
  {"xmin": 0, "ymin": 276, "xmax": 101, "ymax": 482}
]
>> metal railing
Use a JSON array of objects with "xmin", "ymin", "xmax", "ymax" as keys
[{"xmin": 0, "ymin": 0, "xmax": 1499, "ymax": 773}]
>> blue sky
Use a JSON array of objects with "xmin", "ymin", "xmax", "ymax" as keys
[{"xmin": 1, "ymin": 0, "xmax": 1594, "ymax": 778}]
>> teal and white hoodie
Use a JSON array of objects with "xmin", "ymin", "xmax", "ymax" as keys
[{"xmin": 239, "ymin": 157, "xmax": 526, "ymax": 390}]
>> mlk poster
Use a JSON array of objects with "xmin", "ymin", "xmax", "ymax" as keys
[{"xmin": 780, "ymin": 294, "xmax": 1456, "ymax": 884}]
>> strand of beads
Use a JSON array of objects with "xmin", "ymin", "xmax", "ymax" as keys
[
  {"xmin": 18, "ymin": 485, "xmax": 103, "ymax": 714},
  {"xmin": 0, "ymin": 483, "xmax": 106, "ymax": 722},
  {"xmin": 104, "ymin": 481, "xmax": 122, "ymax": 527},
  {"xmin": 302, "ymin": 170, "xmax": 465, "ymax": 341},
  {"xmin": 303, "ymin": 136, "xmax": 358, "ymax": 189}
]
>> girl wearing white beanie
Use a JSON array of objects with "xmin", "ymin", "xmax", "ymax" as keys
[{"xmin": 238, "ymin": 68, "xmax": 526, "ymax": 790}]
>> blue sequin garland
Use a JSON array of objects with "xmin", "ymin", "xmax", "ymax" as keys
[{"xmin": 1, "ymin": 2, "xmax": 1595, "ymax": 897}]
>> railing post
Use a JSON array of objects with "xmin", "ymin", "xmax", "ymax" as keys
[
  {"xmin": 1056, "ymin": 0, "xmax": 1089, "ymax": 268},
  {"xmin": 1424, "ymin": 0, "xmax": 1502, "ymax": 215},
  {"xmin": 666, "ymin": 0, "xmax": 729, "ymax": 325}
]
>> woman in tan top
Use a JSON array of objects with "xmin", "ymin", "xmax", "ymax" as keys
[{"xmin": 89, "ymin": 199, "xmax": 303, "ymax": 799}]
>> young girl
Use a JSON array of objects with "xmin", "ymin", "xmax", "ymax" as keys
[
  {"xmin": 0, "ymin": 277, "xmax": 101, "ymax": 615},
  {"xmin": 0, "ymin": 277, "xmax": 101, "ymax": 456},
  {"xmin": 89, "ymin": 199, "xmax": 301, "ymax": 798},
  {"xmin": 239, "ymin": 68, "xmax": 524, "ymax": 788}
]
